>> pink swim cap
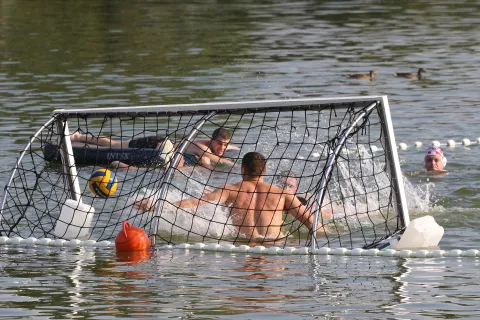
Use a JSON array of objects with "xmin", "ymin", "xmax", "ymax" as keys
[{"xmin": 425, "ymin": 146, "xmax": 447, "ymax": 167}]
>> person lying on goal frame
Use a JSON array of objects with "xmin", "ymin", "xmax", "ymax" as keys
[{"xmin": 71, "ymin": 127, "xmax": 240, "ymax": 170}]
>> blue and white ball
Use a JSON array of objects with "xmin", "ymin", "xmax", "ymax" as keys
[{"xmin": 88, "ymin": 168, "xmax": 118, "ymax": 198}]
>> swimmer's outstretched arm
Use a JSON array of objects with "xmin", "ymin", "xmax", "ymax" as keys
[
  {"xmin": 134, "ymin": 185, "xmax": 231, "ymax": 212},
  {"xmin": 294, "ymin": 193, "xmax": 332, "ymax": 220},
  {"xmin": 284, "ymin": 193, "xmax": 331, "ymax": 232},
  {"xmin": 175, "ymin": 187, "xmax": 231, "ymax": 208}
]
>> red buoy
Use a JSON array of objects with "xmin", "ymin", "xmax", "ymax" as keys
[{"xmin": 115, "ymin": 221, "xmax": 150, "ymax": 251}]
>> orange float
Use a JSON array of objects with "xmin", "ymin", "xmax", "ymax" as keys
[{"xmin": 115, "ymin": 220, "xmax": 151, "ymax": 251}]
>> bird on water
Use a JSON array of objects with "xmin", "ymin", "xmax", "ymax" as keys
[
  {"xmin": 345, "ymin": 70, "xmax": 377, "ymax": 80},
  {"xmin": 393, "ymin": 68, "xmax": 427, "ymax": 79}
]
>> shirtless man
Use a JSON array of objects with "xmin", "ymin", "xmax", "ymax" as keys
[
  {"xmin": 182, "ymin": 127, "xmax": 239, "ymax": 168},
  {"xmin": 163, "ymin": 152, "xmax": 323, "ymax": 239}
]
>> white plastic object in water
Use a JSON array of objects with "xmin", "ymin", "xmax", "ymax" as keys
[
  {"xmin": 447, "ymin": 139, "xmax": 455, "ymax": 147},
  {"xmin": 431, "ymin": 140, "xmax": 441, "ymax": 147},
  {"xmin": 54, "ymin": 199, "xmax": 95, "ymax": 240},
  {"xmin": 391, "ymin": 215, "xmax": 444, "ymax": 250},
  {"xmin": 159, "ymin": 139, "xmax": 174, "ymax": 163},
  {"xmin": 462, "ymin": 138, "xmax": 471, "ymax": 146},
  {"xmin": 398, "ymin": 143, "xmax": 407, "ymax": 150},
  {"xmin": 414, "ymin": 141, "xmax": 423, "ymax": 148}
]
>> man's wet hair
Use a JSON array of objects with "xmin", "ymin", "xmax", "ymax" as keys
[
  {"xmin": 212, "ymin": 127, "xmax": 231, "ymax": 141},
  {"xmin": 242, "ymin": 152, "xmax": 266, "ymax": 178}
]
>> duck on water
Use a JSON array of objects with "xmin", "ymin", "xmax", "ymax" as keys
[
  {"xmin": 393, "ymin": 68, "xmax": 427, "ymax": 79},
  {"xmin": 345, "ymin": 70, "xmax": 377, "ymax": 80}
]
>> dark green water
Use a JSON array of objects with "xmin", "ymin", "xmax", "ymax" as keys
[{"xmin": 2, "ymin": 0, "xmax": 480, "ymax": 318}]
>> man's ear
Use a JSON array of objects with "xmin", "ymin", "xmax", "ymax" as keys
[{"xmin": 262, "ymin": 166, "xmax": 267, "ymax": 175}]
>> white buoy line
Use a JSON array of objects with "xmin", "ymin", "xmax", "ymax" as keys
[
  {"xmin": 397, "ymin": 137, "xmax": 480, "ymax": 150},
  {"xmin": 0, "ymin": 236, "xmax": 478, "ymax": 258},
  {"xmin": 338, "ymin": 137, "xmax": 480, "ymax": 154},
  {"xmin": 282, "ymin": 137, "xmax": 480, "ymax": 159},
  {"xmin": 162, "ymin": 243, "xmax": 478, "ymax": 258}
]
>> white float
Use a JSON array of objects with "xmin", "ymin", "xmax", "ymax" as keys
[
  {"xmin": 54, "ymin": 199, "xmax": 95, "ymax": 240},
  {"xmin": 391, "ymin": 215, "xmax": 444, "ymax": 250}
]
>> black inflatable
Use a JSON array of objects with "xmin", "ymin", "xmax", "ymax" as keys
[{"xmin": 43, "ymin": 142, "xmax": 166, "ymax": 167}]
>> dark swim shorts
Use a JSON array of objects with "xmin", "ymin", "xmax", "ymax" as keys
[{"xmin": 128, "ymin": 136, "xmax": 167, "ymax": 149}]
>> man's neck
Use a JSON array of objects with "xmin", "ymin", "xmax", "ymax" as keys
[{"xmin": 242, "ymin": 176, "xmax": 263, "ymax": 183}]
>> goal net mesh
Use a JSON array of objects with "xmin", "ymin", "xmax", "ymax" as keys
[{"xmin": 0, "ymin": 98, "xmax": 406, "ymax": 249}]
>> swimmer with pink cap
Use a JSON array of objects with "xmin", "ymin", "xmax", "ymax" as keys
[{"xmin": 424, "ymin": 146, "xmax": 447, "ymax": 171}]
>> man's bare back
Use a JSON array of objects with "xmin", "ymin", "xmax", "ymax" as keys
[
  {"xmin": 135, "ymin": 152, "xmax": 323, "ymax": 241},
  {"xmin": 214, "ymin": 181, "xmax": 289, "ymax": 239},
  {"xmin": 176, "ymin": 179, "xmax": 315, "ymax": 240}
]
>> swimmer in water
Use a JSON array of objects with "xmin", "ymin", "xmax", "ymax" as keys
[{"xmin": 424, "ymin": 146, "xmax": 447, "ymax": 172}]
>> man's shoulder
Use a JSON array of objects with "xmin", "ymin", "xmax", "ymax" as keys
[
  {"xmin": 223, "ymin": 182, "xmax": 243, "ymax": 191},
  {"xmin": 193, "ymin": 139, "xmax": 210, "ymax": 146},
  {"xmin": 256, "ymin": 183, "xmax": 288, "ymax": 196},
  {"xmin": 188, "ymin": 139, "xmax": 210, "ymax": 152}
]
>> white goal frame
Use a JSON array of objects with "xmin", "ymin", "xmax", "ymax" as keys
[{"xmin": 1, "ymin": 95, "xmax": 409, "ymax": 249}]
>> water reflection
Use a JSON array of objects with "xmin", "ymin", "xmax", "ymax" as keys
[
  {"xmin": 220, "ymin": 256, "xmax": 299, "ymax": 315},
  {"xmin": 2, "ymin": 245, "xmax": 480, "ymax": 318},
  {"xmin": 115, "ymin": 249, "xmax": 152, "ymax": 265},
  {"xmin": 387, "ymin": 258, "xmax": 480, "ymax": 319},
  {"xmin": 231, "ymin": 255, "xmax": 287, "ymax": 281}
]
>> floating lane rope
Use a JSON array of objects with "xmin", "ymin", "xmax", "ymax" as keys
[
  {"xmin": 0, "ymin": 236, "xmax": 479, "ymax": 258},
  {"xmin": 345, "ymin": 137, "xmax": 480, "ymax": 153},
  {"xmin": 396, "ymin": 137, "xmax": 480, "ymax": 150}
]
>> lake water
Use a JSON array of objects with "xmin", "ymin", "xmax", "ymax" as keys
[{"xmin": 1, "ymin": 0, "xmax": 480, "ymax": 318}]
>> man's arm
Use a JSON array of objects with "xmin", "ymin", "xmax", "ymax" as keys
[
  {"xmin": 188, "ymin": 142, "xmax": 236, "ymax": 168},
  {"xmin": 175, "ymin": 187, "xmax": 228, "ymax": 208},
  {"xmin": 283, "ymin": 193, "xmax": 331, "ymax": 233},
  {"xmin": 294, "ymin": 193, "xmax": 333, "ymax": 220},
  {"xmin": 135, "ymin": 185, "xmax": 232, "ymax": 212},
  {"xmin": 210, "ymin": 153, "xmax": 237, "ymax": 167},
  {"xmin": 202, "ymin": 147, "xmax": 236, "ymax": 167}
]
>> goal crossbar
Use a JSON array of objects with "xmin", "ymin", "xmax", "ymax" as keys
[{"xmin": 52, "ymin": 96, "xmax": 392, "ymax": 116}]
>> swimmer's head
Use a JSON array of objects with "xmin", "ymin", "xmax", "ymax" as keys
[
  {"xmin": 424, "ymin": 146, "xmax": 447, "ymax": 171},
  {"xmin": 273, "ymin": 171, "xmax": 298, "ymax": 194},
  {"xmin": 210, "ymin": 128, "xmax": 232, "ymax": 156}
]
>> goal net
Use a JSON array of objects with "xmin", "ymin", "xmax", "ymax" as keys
[{"xmin": 0, "ymin": 96, "xmax": 409, "ymax": 250}]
